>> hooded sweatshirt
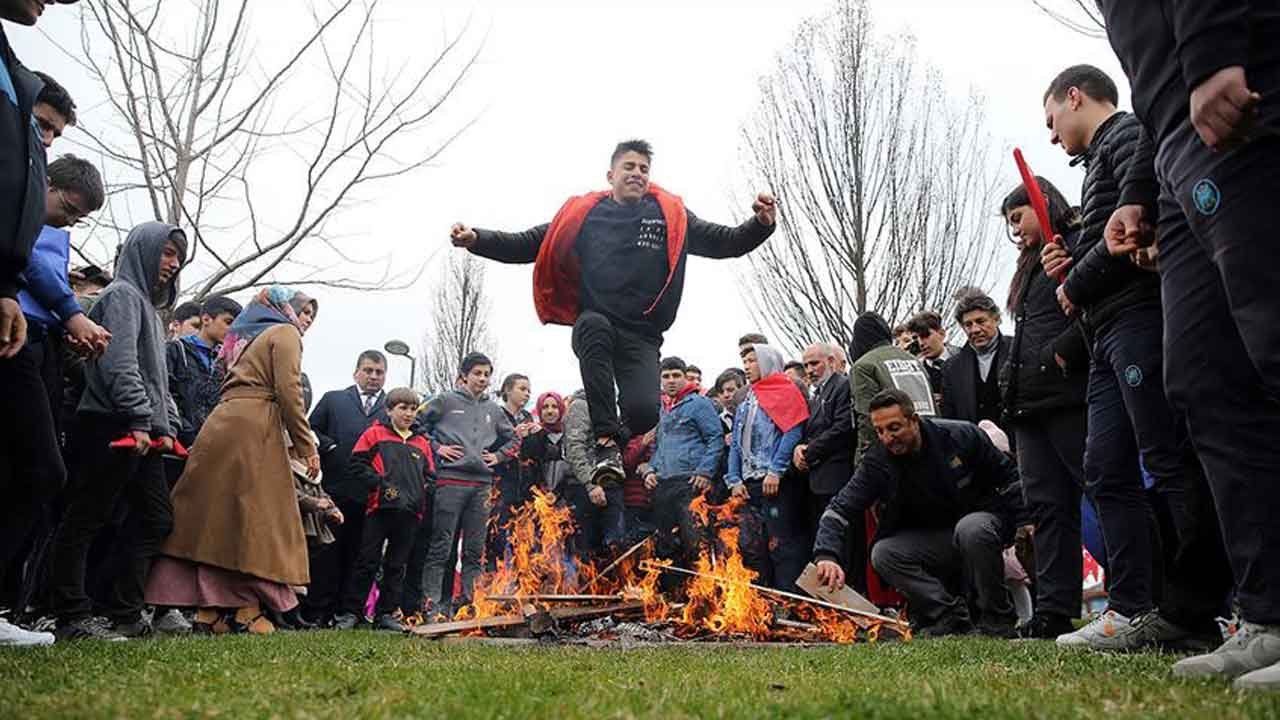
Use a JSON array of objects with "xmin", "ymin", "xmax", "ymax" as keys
[
  {"xmin": 419, "ymin": 387, "xmax": 517, "ymax": 485},
  {"xmin": 78, "ymin": 222, "xmax": 186, "ymax": 434},
  {"xmin": 728, "ymin": 345, "xmax": 808, "ymax": 486}
]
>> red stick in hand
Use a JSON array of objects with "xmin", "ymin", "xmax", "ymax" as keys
[{"xmin": 1013, "ymin": 148, "xmax": 1064, "ymax": 284}]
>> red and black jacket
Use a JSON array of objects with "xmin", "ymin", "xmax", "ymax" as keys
[{"xmin": 348, "ymin": 420, "xmax": 435, "ymax": 517}]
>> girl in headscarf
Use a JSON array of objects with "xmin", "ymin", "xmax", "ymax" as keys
[
  {"xmin": 520, "ymin": 391, "xmax": 572, "ymax": 495},
  {"xmin": 145, "ymin": 286, "xmax": 319, "ymax": 634}
]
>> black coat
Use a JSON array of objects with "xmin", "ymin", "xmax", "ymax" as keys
[
  {"xmin": 1062, "ymin": 112, "xmax": 1160, "ymax": 335},
  {"xmin": 0, "ymin": 28, "xmax": 48, "ymax": 300},
  {"xmin": 801, "ymin": 372, "xmax": 854, "ymax": 496},
  {"xmin": 813, "ymin": 418, "xmax": 1026, "ymax": 564},
  {"xmin": 1001, "ymin": 232, "xmax": 1090, "ymax": 421},
  {"xmin": 940, "ymin": 335, "xmax": 1012, "ymax": 427},
  {"xmin": 309, "ymin": 385, "xmax": 389, "ymax": 503}
]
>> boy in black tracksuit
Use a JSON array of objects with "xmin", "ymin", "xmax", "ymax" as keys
[
  {"xmin": 335, "ymin": 388, "xmax": 434, "ymax": 632},
  {"xmin": 1097, "ymin": 1, "xmax": 1280, "ymax": 689}
]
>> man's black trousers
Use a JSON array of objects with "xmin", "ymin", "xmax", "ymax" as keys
[{"xmin": 571, "ymin": 311, "xmax": 660, "ymax": 442}]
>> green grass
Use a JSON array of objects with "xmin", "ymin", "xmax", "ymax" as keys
[{"xmin": 2, "ymin": 631, "xmax": 1278, "ymax": 719}]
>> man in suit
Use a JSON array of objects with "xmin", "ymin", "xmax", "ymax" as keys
[
  {"xmin": 792, "ymin": 342, "xmax": 858, "ymax": 589},
  {"xmin": 941, "ymin": 292, "xmax": 1012, "ymax": 432},
  {"xmin": 302, "ymin": 350, "xmax": 389, "ymax": 625}
]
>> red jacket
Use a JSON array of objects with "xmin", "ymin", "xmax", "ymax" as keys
[
  {"xmin": 348, "ymin": 421, "xmax": 435, "ymax": 518},
  {"xmin": 532, "ymin": 184, "xmax": 688, "ymax": 326}
]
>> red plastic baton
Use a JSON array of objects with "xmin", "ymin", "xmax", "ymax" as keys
[
  {"xmin": 109, "ymin": 436, "xmax": 190, "ymax": 459},
  {"xmin": 1013, "ymin": 148, "xmax": 1065, "ymax": 284}
]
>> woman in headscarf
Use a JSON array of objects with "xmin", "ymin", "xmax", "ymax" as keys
[
  {"xmin": 520, "ymin": 391, "xmax": 572, "ymax": 495},
  {"xmin": 145, "ymin": 286, "xmax": 319, "ymax": 634}
]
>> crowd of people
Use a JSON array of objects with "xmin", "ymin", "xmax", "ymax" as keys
[{"xmin": 2, "ymin": 0, "xmax": 1279, "ymax": 694}]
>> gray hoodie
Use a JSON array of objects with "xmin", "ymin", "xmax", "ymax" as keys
[
  {"xmin": 420, "ymin": 387, "xmax": 517, "ymax": 484},
  {"xmin": 78, "ymin": 222, "xmax": 186, "ymax": 434}
]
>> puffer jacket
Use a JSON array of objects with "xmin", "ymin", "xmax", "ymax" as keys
[
  {"xmin": 1062, "ymin": 111, "xmax": 1160, "ymax": 335},
  {"xmin": 1001, "ymin": 228, "xmax": 1090, "ymax": 422}
]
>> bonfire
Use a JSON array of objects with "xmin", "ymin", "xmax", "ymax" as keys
[{"xmin": 411, "ymin": 488, "xmax": 910, "ymax": 645}]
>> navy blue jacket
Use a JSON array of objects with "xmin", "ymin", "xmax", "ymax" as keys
[
  {"xmin": 309, "ymin": 385, "xmax": 389, "ymax": 503},
  {"xmin": 0, "ymin": 26, "xmax": 47, "ymax": 300}
]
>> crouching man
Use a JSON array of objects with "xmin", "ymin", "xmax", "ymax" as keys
[{"xmin": 813, "ymin": 389, "xmax": 1026, "ymax": 638}]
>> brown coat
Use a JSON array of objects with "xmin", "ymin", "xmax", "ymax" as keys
[{"xmin": 161, "ymin": 323, "xmax": 317, "ymax": 585}]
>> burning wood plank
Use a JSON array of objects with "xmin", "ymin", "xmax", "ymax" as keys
[
  {"xmin": 408, "ymin": 601, "xmax": 645, "ymax": 639},
  {"xmin": 588, "ymin": 533, "xmax": 654, "ymax": 589},
  {"xmin": 485, "ymin": 593, "xmax": 626, "ymax": 604},
  {"xmin": 795, "ymin": 562, "xmax": 883, "ymax": 616}
]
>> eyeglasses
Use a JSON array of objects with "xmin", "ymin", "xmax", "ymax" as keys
[{"xmin": 57, "ymin": 189, "xmax": 90, "ymax": 227}]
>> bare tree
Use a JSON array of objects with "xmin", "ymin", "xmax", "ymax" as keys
[
  {"xmin": 418, "ymin": 252, "xmax": 494, "ymax": 397},
  {"xmin": 738, "ymin": 0, "xmax": 1007, "ymax": 352},
  {"xmin": 1031, "ymin": 0, "xmax": 1106, "ymax": 38},
  {"xmin": 50, "ymin": 0, "xmax": 481, "ymax": 300}
]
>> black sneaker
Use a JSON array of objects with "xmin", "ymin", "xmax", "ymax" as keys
[
  {"xmin": 976, "ymin": 615, "xmax": 1019, "ymax": 639},
  {"xmin": 374, "ymin": 613, "xmax": 405, "ymax": 633},
  {"xmin": 590, "ymin": 443, "xmax": 624, "ymax": 485},
  {"xmin": 916, "ymin": 614, "xmax": 975, "ymax": 639},
  {"xmin": 112, "ymin": 616, "xmax": 154, "ymax": 639},
  {"xmin": 55, "ymin": 616, "xmax": 128, "ymax": 643},
  {"xmin": 1016, "ymin": 613, "xmax": 1075, "ymax": 640},
  {"xmin": 332, "ymin": 612, "xmax": 360, "ymax": 631},
  {"xmin": 1129, "ymin": 609, "xmax": 1222, "ymax": 653}
]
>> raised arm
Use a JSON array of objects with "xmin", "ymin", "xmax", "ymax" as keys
[
  {"xmin": 452, "ymin": 221, "xmax": 549, "ymax": 265},
  {"xmin": 685, "ymin": 193, "xmax": 776, "ymax": 259}
]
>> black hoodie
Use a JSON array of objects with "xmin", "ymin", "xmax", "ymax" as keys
[{"xmin": 78, "ymin": 222, "xmax": 186, "ymax": 434}]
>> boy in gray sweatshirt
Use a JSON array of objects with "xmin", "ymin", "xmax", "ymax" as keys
[
  {"xmin": 417, "ymin": 352, "xmax": 516, "ymax": 616},
  {"xmin": 48, "ymin": 222, "xmax": 186, "ymax": 642}
]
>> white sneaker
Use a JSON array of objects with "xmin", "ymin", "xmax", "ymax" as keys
[
  {"xmin": 153, "ymin": 608, "xmax": 193, "ymax": 635},
  {"xmin": 0, "ymin": 617, "xmax": 55, "ymax": 647},
  {"xmin": 1055, "ymin": 610, "xmax": 1141, "ymax": 651},
  {"xmin": 1174, "ymin": 622, "xmax": 1280, "ymax": 681}
]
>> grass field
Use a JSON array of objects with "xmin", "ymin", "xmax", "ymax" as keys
[{"xmin": 2, "ymin": 631, "xmax": 1278, "ymax": 719}]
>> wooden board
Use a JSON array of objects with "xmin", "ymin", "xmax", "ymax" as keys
[{"xmin": 796, "ymin": 562, "xmax": 882, "ymax": 616}]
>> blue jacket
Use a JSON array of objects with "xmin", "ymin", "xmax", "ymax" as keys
[
  {"xmin": 726, "ymin": 390, "xmax": 803, "ymax": 487},
  {"xmin": 19, "ymin": 226, "xmax": 82, "ymax": 333},
  {"xmin": 649, "ymin": 389, "xmax": 723, "ymax": 481}
]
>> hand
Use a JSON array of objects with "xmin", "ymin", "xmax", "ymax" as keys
[
  {"xmin": 130, "ymin": 430, "xmax": 152, "ymax": 456},
  {"xmin": 316, "ymin": 497, "xmax": 335, "ymax": 513},
  {"xmin": 689, "ymin": 475, "xmax": 710, "ymax": 493},
  {"xmin": 1104, "ymin": 204, "xmax": 1155, "ymax": 257},
  {"xmin": 156, "ymin": 436, "xmax": 175, "ymax": 454},
  {"xmin": 730, "ymin": 483, "xmax": 750, "ymax": 501},
  {"xmin": 64, "ymin": 314, "xmax": 111, "ymax": 357},
  {"xmin": 450, "ymin": 222, "xmax": 477, "ymax": 249},
  {"xmin": 481, "ymin": 451, "xmax": 499, "ymax": 467},
  {"xmin": 643, "ymin": 428, "xmax": 657, "ymax": 446},
  {"xmin": 1053, "ymin": 353, "xmax": 1067, "ymax": 370},
  {"xmin": 0, "ymin": 298, "xmax": 27, "ymax": 359},
  {"xmin": 644, "ymin": 472, "xmax": 658, "ymax": 491},
  {"xmin": 763, "ymin": 473, "xmax": 780, "ymax": 497},
  {"xmin": 437, "ymin": 445, "xmax": 465, "ymax": 463},
  {"xmin": 815, "ymin": 559, "xmax": 846, "ymax": 591},
  {"xmin": 515, "ymin": 422, "xmax": 536, "ymax": 439},
  {"xmin": 752, "ymin": 192, "xmax": 777, "ymax": 226},
  {"xmin": 1132, "ymin": 244, "xmax": 1159, "ymax": 272},
  {"xmin": 328, "ymin": 508, "xmax": 345, "ymax": 525},
  {"xmin": 1040, "ymin": 241, "xmax": 1072, "ymax": 279},
  {"xmin": 1055, "ymin": 285, "xmax": 1075, "ymax": 316},
  {"xmin": 1190, "ymin": 66, "xmax": 1261, "ymax": 151},
  {"xmin": 792, "ymin": 444, "xmax": 809, "ymax": 472},
  {"xmin": 588, "ymin": 484, "xmax": 607, "ymax": 507},
  {"xmin": 306, "ymin": 454, "xmax": 321, "ymax": 479}
]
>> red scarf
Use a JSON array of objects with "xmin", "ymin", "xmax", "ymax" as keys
[
  {"xmin": 661, "ymin": 382, "xmax": 700, "ymax": 412},
  {"xmin": 532, "ymin": 184, "xmax": 688, "ymax": 326},
  {"xmin": 751, "ymin": 373, "xmax": 809, "ymax": 433}
]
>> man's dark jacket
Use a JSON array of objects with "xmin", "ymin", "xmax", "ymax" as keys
[
  {"xmin": 166, "ymin": 337, "xmax": 221, "ymax": 447},
  {"xmin": 813, "ymin": 418, "xmax": 1026, "ymax": 565},
  {"xmin": 940, "ymin": 335, "xmax": 1012, "ymax": 426},
  {"xmin": 0, "ymin": 27, "xmax": 47, "ymax": 300},
  {"xmin": 309, "ymin": 385, "xmax": 388, "ymax": 503},
  {"xmin": 801, "ymin": 371, "xmax": 854, "ymax": 496},
  {"xmin": 1062, "ymin": 112, "xmax": 1159, "ymax": 335}
]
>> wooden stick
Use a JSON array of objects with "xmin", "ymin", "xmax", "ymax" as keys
[
  {"xmin": 641, "ymin": 561, "xmax": 908, "ymax": 630},
  {"xmin": 486, "ymin": 593, "xmax": 625, "ymax": 603},
  {"xmin": 589, "ymin": 533, "xmax": 655, "ymax": 589},
  {"xmin": 407, "ymin": 613, "xmax": 527, "ymax": 638}
]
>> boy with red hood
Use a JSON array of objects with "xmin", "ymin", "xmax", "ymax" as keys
[
  {"xmin": 726, "ymin": 343, "xmax": 809, "ymax": 592},
  {"xmin": 638, "ymin": 357, "xmax": 724, "ymax": 567},
  {"xmin": 449, "ymin": 140, "xmax": 775, "ymax": 487}
]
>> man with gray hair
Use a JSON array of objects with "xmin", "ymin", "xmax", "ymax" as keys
[{"xmin": 941, "ymin": 290, "xmax": 1012, "ymax": 430}]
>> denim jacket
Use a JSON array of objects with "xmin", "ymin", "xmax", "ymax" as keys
[
  {"xmin": 726, "ymin": 391, "xmax": 803, "ymax": 487},
  {"xmin": 648, "ymin": 390, "xmax": 723, "ymax": 481}
]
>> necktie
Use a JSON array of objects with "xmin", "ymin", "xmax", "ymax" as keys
[{"xmin": 362, "ymin": 393, "xmax": 375, "ymax": 415}]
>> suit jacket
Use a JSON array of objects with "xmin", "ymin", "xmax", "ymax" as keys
[
  {"xmin": 941, "ymin": 335, "xmax": 1012, "ymax": 426},
  {"xmin": 802, "ymin": 371, "xmax": 854, "ymax": 496},
  {"xmin": 309, "ymin": 385, "xmax": 389, "ymax": 502}
]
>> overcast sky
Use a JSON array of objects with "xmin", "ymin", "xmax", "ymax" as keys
[{"xmin": 9, "ymin": 0, "xmax": 1127, "ymax": 403}]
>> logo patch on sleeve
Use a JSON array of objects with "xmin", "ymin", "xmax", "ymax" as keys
[{"xmin": 1192, "ymin": 179, "xmax": 1221, "ymax": 216}]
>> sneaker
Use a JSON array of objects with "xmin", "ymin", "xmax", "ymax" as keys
[
  {"xmin": 153, "ymin": 608, "xmax": 193, "ymax": 636},
  {"xmin": 54, "ymin": 616, "xmax": 128, "ymax": 643},
  {"xmin": 112, "ymin": 616, "xmax": 154, "ymax": 639},
  {"xmin": 0, "ymin": 617, "xmax": 55, "ymax": 647},
  {"xmin": 1173, "ymin": 622, "xmax": 1280, "ymax": 681},
  {"xmin": 374, "ymin": 613, "xmax": 405, "ymax": 633},
  {"xmin": 590, "ymin": 442, "xmax": 624, "ymax": 485},
  {"xmin": 915, "ymin": 613, "xmax": 974, "ymax": 639},
  {"xmin": 1234, "ymin": 659, "xmax": 1280, "ymax": 691},
  {"xmin": 1056, "ymin": 610, "xmax": 1142, "ymax": 651},
  {"xmin": 975, "ymin": 616, "xmax": 1018, "ymax": 639},
  {"xmin": 1016, "ymin": 613, "xmax": 1075, "ymax": 640},
  {"xmin": 332, "ymin": 612, "xmax": 360, "ymax": 631},
  {"xmin": 1128, "ymin": 610, "xmax": 1219, "ymax": 653}
]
